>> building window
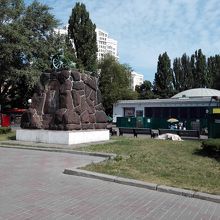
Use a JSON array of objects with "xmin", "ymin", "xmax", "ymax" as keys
[
  {"xmin": 124, "ymin": 107, "xmax": 135, "ymax": 117},
  {"xmin": 136, "ymin": 110, "xmax": 143, "ymax": 117},
  {"xmin": 144, "ymin": 107, "xmax": 153, "ymax": 117}
]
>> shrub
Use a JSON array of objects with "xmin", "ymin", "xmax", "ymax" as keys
[
  {"xmin": 201, "ymin": 139, "xmax": 220, "ymax": 153},
  {"xmin": 0, "ymin": 127, "xmax": 12, "ymax": 134}
]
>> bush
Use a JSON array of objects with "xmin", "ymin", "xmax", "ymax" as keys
[
  {"xmin": 0, "ymin": 127, "xmax": 12, "ymax": 134},
  {"xmin": 201, "ymin": 139, "xmax": 220, "ymax": 153}
]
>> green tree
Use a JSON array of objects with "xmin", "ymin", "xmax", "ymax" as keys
[
  {"xmin": 172, "ymin": 58, "xmax": 183, "ymax": 93},
  {"xmin": 135, "ymin": 80, "xmax": 155, "ymax": 99},
  {"xmin": 153, "ymin": 52, "xmax": 174, "ymax": 98},
  {"xmin": 22, "ymin": 1, "xmax": 59, "ymax": 70},
  {"xmin": 98, "ymin": 55, "xmax": 137, "ymax": 115},
  {"xmin": 68, "ymin": 2, "xmax": 97, "ymax": 73},
  {"xmin": 0, "ymin": 0, "xmax": 25, "ymax": 107},
  {"xmin": 181, "ymin": 53, "xmax": 193, "ymax": 89},
  {"xmin": 0, "ymin": 0, "xmax": 59, "ymax": 108},
  {"xmin": 208, "ymin": 55, "xmax": 220, "ymax": 89},
  {"xmin": 172, "ymin": 53, "xmax": 194, "ymax": 93},
  {"xmin": 190, "ymin": 54, "xmax": 196, "ymax": 88},
  {"xmin": 192, "ymin": 49, "xmax": 208, "ymax": 88}
]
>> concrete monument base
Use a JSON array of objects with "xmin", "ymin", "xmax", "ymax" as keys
[{"xmin": 16, "ymin": 129, "xmax": 110, "ymax": 145}]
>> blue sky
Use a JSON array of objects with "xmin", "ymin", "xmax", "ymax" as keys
[{"xmin": 24, "ymin": 0, "xmax": 220, "ymax": 82}]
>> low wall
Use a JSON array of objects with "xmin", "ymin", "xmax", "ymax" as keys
[{"xmin": 16, "ymin": 129, "xmax": 110, "ymax": 145}]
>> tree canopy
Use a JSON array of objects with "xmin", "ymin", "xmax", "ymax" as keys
[
  {"xmin": 98, "ymin": 55, "xmax": 137, "ymax": 115},
  {"xmin": 172, "ymin": 53, "xmax": 193, "ymax": 93},
  {"xmin": 68, "ymin": 2, "xmax": 97, "ymax": 73},
  {"xmin": 193, "ymin": 49, "xmax": 208, "ymax": 88},
  {"xmin": 0, "ymin": 0, "xmax": 61, "ymax": 108},
  {"xmin": 208, "ymin": 55, "xmax": 220, "ymax": 90},
  {"xmin": 151, "ymin": 50, "xmax": 220, "ymax": 98},
  {"xmin": 153, "ymin": 52, "xmax": 173, "ymax": 98},
  {"xmin": 135, "ymin": 80, "xmax": 155, "ymax": 99}
]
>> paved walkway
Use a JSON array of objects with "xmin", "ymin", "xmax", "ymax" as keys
[{"xmin": 0, "ymin": 147, "xmax": 219, "ymax": 220}]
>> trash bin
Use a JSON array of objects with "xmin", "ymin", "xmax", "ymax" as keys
[{"xmin": 1, "ymin": 114, "xmax": 10, "ymax": 127}]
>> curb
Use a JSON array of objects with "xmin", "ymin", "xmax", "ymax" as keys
[
  {"xmin": 0, "ymin": 144, "xmax": 116, "ymax": 159},
  {"xmin": 0, "ymin": 139, "xmax": 116, "ymax": 150},
  {"xmin": 193, "ymin": 192, "xmax": 220, "ymax": 204},
  {"xmin": 64, "ymin": 168, "xmax": 220, "ymax": 204}
]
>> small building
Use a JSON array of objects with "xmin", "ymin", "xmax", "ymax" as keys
[{"xmin": 113, "ymin": 88, "xmax": 220, "ymax": 130}]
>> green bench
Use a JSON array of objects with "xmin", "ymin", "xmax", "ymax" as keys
[
  {"xmin": 158, "ymin": 129, "xmax": 200, "ymax": 139},
  {"xmin": 119, "ymin": 127, "xmax": 152, "ymax": 137}
]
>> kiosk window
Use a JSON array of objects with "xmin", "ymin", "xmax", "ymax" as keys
[
  {"xmin": 136, "ymin": 110, "xmax": 143, "ymax": 117},
  {"xmin": 124, "ymin": 107, "xmax": 135, "ymax": 117},
  {"xmin": 144, "ymin": 107, "xmax": 153, "ymax": 117}
]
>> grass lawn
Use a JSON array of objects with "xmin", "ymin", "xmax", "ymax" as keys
[
  {"xmin": 79, "ymin": 136, "xmax": 220, "ymax": 195},
  {"xmin": 0, "ymin": 131, "xmax": 15, "ymax": 141}
]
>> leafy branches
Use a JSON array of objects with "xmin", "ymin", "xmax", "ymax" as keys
[{"xmin": 0, "ymin": 0, "xmax": 59, "ymax": 108}]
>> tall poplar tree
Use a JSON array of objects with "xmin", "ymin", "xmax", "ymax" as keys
[
  {"xmin": 68, "ymin": 2, "xmax": 97, "ymax": 73},
  {"xmin": 190, "ymin": 54, "xmax": 197, "ymax": 88},
  {"xmin": 172, "ymin": 58, "xmax": 183, "ymax": 93},
  {"xmin": 153, "ymin": 52, "xmax": 174, "ymax": 98},
  {"xmin": 208, "ymin": 55, "xmax": 220, "ymax": 89},
  {"xmin": 193, "ymin": 49, "xmax": 207, "ymax": 88},
  {"xmin": 172, "ymin": 53, "xmax": 194, "ymax": 92},
  {"xmin": 181, "ymin": 53, "xmax": 193, "ymax": 89}
]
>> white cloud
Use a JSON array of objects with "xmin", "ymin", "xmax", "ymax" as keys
[{"xmin": 25, "ymin": 0, "xmax": 220, "ymax": 81}]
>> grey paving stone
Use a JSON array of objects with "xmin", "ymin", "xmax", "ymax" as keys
[{"xmin": 0, "ymin": 147, "xmax": 219, "ymax": 220}]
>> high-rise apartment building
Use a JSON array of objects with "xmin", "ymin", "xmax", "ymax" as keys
[
  {"xmin": 131, "ymin": 71, "xmax": 144, "ymax": 91},
  {"xmin": 96, "ymin": 28, "xmax": 119, "ymax": 60},
  {"xmin": 54, "ymin": 26, "xmax": 119, "ymax": 60}
]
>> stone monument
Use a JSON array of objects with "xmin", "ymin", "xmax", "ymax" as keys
[{"xmin": 17, "ymin": 69, "xmax": 109, "ymax": 145}]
